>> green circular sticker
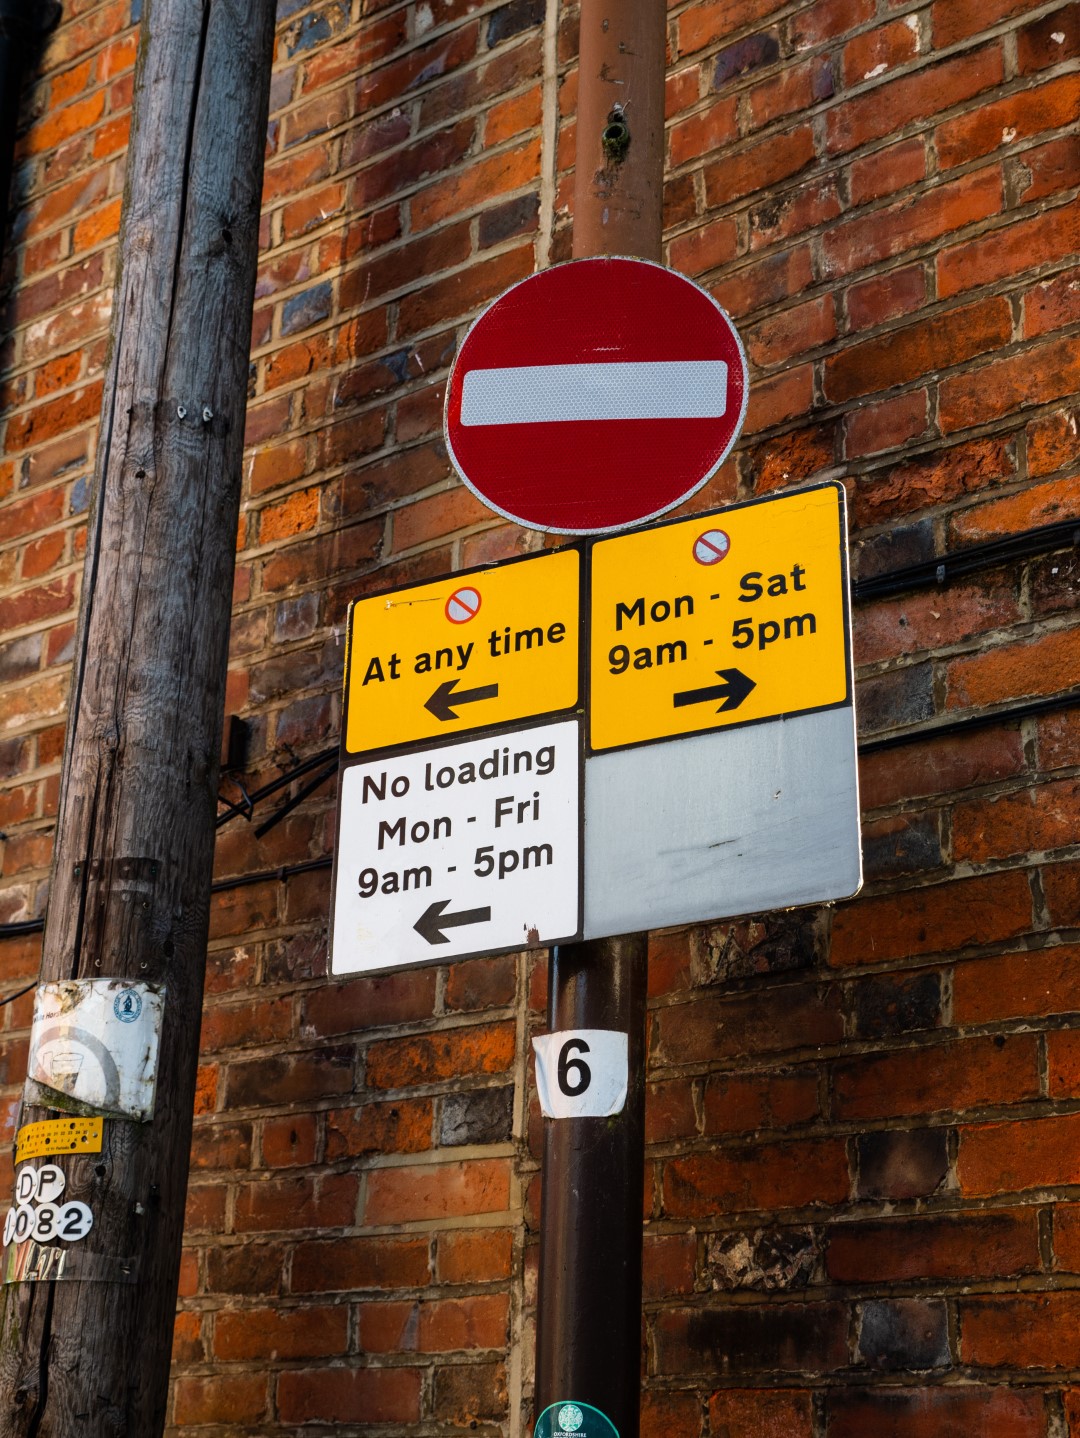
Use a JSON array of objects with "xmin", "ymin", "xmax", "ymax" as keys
[{"xmin": 534, "ymin": 1401, "xmax": 619, "ymax": 1438}]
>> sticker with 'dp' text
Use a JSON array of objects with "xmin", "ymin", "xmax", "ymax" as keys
[{"xmin": 4, "ymin": 1159, "xmax": 94, "ymax": 1260}]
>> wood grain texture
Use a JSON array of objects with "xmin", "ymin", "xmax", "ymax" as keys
[{"xmin": 0, "ymin": 0, "xmax": 275, "ymax": 1431}]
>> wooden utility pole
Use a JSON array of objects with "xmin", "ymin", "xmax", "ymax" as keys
[
  {"xmin": 533, "ymin": 4, "xmax": 667, "ymax": 1437},
  {"xmin": 0, "ymin": 0, "xmax": 275, "ymax": 1431}
]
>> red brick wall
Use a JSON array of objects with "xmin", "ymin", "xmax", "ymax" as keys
[{"xmin": 1, "ymin": 0, "xmax": 1079, "ymax": 1433}]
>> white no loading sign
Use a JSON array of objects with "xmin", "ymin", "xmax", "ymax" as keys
[{"xmin": 332, "ymin": 719, "xmax": 581, "ymax": 974}]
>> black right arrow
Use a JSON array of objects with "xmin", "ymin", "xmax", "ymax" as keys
[
  {"xmin": 425, "ymin": 679, "xmax": 499, "ymax": 722},
  {"xmin": 414, "ymin": 899, "xmax": 492, "ymax": 945},
  {"xmin": 673, "ymin": 668, "xmax": 756, "ymax": 713}
]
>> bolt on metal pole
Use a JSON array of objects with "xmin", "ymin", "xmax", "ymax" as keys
[{"xmin": 534, "ymin": 3, "xmax": 667, "ymax": 1436}]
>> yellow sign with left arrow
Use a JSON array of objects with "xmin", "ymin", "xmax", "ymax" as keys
[{"xmin": 344, "ymin": 547, "xmax": 582, "ymax": 755}]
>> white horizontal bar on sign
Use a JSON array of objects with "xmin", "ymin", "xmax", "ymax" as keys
[{"xmin": 459, "ymin": 360, "xmax": 728, "ymax": 426}]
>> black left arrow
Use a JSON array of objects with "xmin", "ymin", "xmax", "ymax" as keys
[
  {"xmin": 425, "ymin": 678, "xmax": 499, "ymax": 721},
  {"xmin": 673, "ymin": 668, "xmax": 756, "ymax": 713},
  {"xmin": 414, "ymin": 899, "xmax": 492, "ymax": 945}
]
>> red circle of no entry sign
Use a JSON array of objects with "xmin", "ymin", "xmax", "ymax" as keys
[
  {"xmin": 693, "ymin": 529, "xmax": 730, "ymax": 565},
  {"xmin": 445, "ymin": 586, "xmax": 481, "ymax": 623},
  {"xmin": 444, "ymin": 257, "xmax": 749, "ymax": 535}
]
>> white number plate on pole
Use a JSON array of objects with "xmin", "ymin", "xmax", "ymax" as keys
[{"xmin": 533, "ymin": 1029, "xmax": 628, "ymax": 1118}]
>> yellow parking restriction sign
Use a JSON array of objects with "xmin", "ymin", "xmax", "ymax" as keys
[
  {"xmin": 345, "ymin": 547, "xmax": 582, "ymax": 756},
  {"xmin": 589, "ymin": 483, "xmax": 851, "ymax": 752}
]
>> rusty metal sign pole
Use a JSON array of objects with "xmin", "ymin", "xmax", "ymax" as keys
[{"xmin": 533, "ymin": 3, "xmax": 667, "ymax": 1436}]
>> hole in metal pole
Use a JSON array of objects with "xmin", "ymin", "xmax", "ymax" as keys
[{"xmin": 601, "ymin": 108, "xmax": 630, "ymax": 161}]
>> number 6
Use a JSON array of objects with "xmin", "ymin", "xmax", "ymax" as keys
[{"xmin": 557, "ymin": 1038, "xmax": 592, "ymax": 1097}]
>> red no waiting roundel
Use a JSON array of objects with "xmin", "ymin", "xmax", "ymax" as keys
[{"xmin": 444, "ymin": 256, "xmax": 749, "ymax": 535}]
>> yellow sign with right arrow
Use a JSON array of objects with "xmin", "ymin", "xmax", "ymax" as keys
[{"xmin": 588, "ymin": 483, "xmax": 851, "ymax": 752}]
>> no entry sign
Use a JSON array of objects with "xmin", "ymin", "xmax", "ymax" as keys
[{"xmin": 444, "ymin": 257, "xmax": 749, "ymax": 535}]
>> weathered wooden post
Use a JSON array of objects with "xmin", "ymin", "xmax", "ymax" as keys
[{"xmin": 0, "ymin": 0, "xmax": 276, "ymax": 1430}]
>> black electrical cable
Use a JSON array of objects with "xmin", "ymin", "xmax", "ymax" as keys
[
  {"xmin": 0, "ymin": 857, "xmax": 336, "ymax": 957},
  {"xmin": 253, "ymin": 760, "xmax": 338, "ymax": 839},
  {"xmin": 216, "ymin": 745, "xmax": 337, "ymax": 827},
  {"xmin": 0, "ymin": 979, "xmax": 36, "ymax": 1007},
  {"xmin": 853, "ymin": 516, "xmax": 1080, "ymax": 602},
  {"xmin": 0, "ymin": 917, "xmax": 42, "ymax": 937},
  {"xmin": 858, "ymin": 687, "xmax": 1080, "ymax": 755},
  {"xmin": 209, "ymin": 855, "xmax": 332, "ymax": 892}
]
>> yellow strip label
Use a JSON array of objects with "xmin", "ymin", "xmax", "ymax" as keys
[{"xmin": 16, "ymin": 1117, "xmax": 103, "ymax": 1164}]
